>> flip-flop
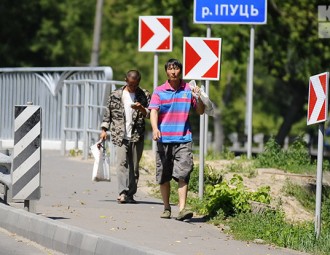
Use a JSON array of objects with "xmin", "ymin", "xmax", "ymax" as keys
[{"xmin": 117, "ymin": 194, "xmax": 127, "ymax": 204}]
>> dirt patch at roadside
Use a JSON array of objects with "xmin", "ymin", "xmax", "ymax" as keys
[
  {"xmin": 233, "ymin": 168, "xmax": 315, "ymax": 222},
  {"xmin": 140, "ymin": 151, "xmax": 319, "ymax": 223}
]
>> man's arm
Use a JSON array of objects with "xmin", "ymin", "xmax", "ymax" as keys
[
  {"xmin": 195, "ymin": 97, "xmax": 205, "ymax": 115},
  {"xmin": 100, "ymin": 95, "xmax": 111, "ymax": 140},
  {"xmin": 150, "ymin": 109, "xmax": 161, "ymax": 141}
]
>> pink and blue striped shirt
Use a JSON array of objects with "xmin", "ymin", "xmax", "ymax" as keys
[{"xmin": 149, "ymin": 80, "xmax": 197, "ymax": 143}]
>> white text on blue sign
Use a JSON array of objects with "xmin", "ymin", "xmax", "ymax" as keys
[{"xmin": 194, "ymin": 0, "xmax": 267, "ymax": 24}]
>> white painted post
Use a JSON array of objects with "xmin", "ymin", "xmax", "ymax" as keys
[
  {"xmin": 247, "ymin": 26, "xmax": 255, "ymax": 159},
  {"xmin": 152, "ymin": 53, "xmax": 158, "ymax": 155},
  {"xmin": 315, "ymin": 123, "xmax": 324, "ymax": 237}
]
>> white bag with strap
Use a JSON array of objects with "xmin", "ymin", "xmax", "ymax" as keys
[
  {"xmin": 90, "ymin": 139, "xmax": 111, "ymax": 182},
  {"xmin": 189, "ymin": 80, "xmax": 215, "ymax": 116}
]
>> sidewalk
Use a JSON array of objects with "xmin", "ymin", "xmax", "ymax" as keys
[{"xmin": 2, "ymin": 150, "xmax": 309, "ymax": 255}]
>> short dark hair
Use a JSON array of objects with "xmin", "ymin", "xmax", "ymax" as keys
[
  {"xmin": 164, "ymin": 59, "xmax": 182, "ymax": 71},
  {"xmin": 125, "ymin": 70, "xmax": 141, "ymax": 82}
]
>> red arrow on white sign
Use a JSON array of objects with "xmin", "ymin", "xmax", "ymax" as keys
[
  {"xmin": 307, "ymin": 72, "xmax": 329, "ymax": 125},
  {"xmin": 183, "ymin": 37, "xmax": 222, "ymax": 80},
  {"xmin": 138, "ymin": 16, "xmax": 172, "ymax": 52}
]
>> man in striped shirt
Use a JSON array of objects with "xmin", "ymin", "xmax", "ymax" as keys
[{"xmin": 149, "ymin": 58, "xmax": 205, "ymax": 221}]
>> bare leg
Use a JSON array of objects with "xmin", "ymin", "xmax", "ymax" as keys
[
  {"xmin": 178, "ymin": 179, "xmax": 188, "ymax": 211},
  {"xmin": 176, "ymin": 179, "xmax": 193, "ymax": 221},
  {"xmin": 160, "ymin": 181, "xmax": 171, "ymax": 209}
]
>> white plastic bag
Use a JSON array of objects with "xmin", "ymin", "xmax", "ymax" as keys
[
  {"xmin": 189, "ymin": 80, "xmax": 215, "ymax": 116},
  {"xmin": 90, "ymin": 139, "xmax": 111, "ymax": 182}
]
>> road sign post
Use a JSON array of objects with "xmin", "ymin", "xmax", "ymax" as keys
[
  {"xmin": 183, "ymin": 36, "xmax": 222, "ymax": 199},
  {"xmin": 194, "ymin": 0, "xmax": 267, "ymax": 159},
  {"xmin": 307, "ymin": 72, "xmax": 329, "ymax": 238},
  {"xmin": 138, "ymin": 16, "xmax": 173, "ymax": 154},
  {"xmin": 315, "ymin": 123, "xmax": 324, "ymax": 238},
  {"xmin": 246, "ymin": 25, "xmax": 255, "ymax": 159}
]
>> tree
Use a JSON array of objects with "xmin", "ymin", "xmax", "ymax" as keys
[
  {"xmin": 256, "ymin": 1, "xmax": 330, "ymax": 146},
  {"xmin": 0, "ymin": 0, "xmax": 95, "ymax": 67}
]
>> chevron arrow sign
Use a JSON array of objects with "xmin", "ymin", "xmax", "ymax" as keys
[
  {"xmin": 307, "ymin": 72, "xmax": 329, "ymax": 125},
  {"xmin": 183, "ymin": 37, "xmax": 222, "ymax": 80},
  {"xmin": 138, "ymin": 16, "xmax": 172, "ymax": 52}
]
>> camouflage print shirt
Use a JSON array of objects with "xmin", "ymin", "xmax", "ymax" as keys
[{"xmin": 101, "ymin": 86, "xmax": 151, "ymax": 146}]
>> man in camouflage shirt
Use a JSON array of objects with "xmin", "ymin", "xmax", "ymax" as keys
[{"xmin": 100, "ymin": 70, "xmax": 151, "ymax": 203}]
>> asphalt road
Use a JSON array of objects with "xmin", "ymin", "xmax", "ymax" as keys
[{"xmin": 0, "ymin": 227, "xmax": 64, "ymax": 255}]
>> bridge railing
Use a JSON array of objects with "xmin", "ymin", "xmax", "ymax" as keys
[
  {"xmin": 0, "ymin": 67, "xmax": 112, "ymax": 150},
  {"xmin": 61, "ymin": 79, "xmax": 126, "ymax": 161}
]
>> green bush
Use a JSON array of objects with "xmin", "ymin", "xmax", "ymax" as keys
[
  {"xmin": 189, "ymin": 164, "xmax": 223, "ymax": 193},
  {"xmin": 196, "ymin": 174, "xmax": 270, "ymax": 218},
  {"xmin": 254, "ymin": 137, "xmax": 283, "ymax": 168}
]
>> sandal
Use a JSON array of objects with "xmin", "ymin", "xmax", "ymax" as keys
[
  {"xmin": 117, "ymin": 194, "xmax": 127, "ymax": 204},
  {"xmin": 176, "ymin": 208, "xmax": 193, "ymax": 221},
  {"xmin": 160, "ymin": 208, "xmax": 171, "ymax": 219}
]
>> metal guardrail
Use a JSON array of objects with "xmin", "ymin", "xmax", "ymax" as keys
[
  {"xmin": 61, "ymin": 79, "xmax": 126, "ymax": 160},
  {"xmin": 0, "ymin": 152, "xmax": 12, "ymax": 202},
  {"xmin": 0, "ymin": 67, "xmax": 112, "ymax": 146}
]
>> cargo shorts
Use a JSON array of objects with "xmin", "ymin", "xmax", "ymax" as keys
[{"xmin": 155, "ymin": 141, "xmax": 194, "ymax": 184}]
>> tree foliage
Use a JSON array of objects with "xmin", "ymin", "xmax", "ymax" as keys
[
  {"xmin": 0, "ymin": 0, "xmax": 94, "ymax": 66},
  {"xmin": 1, "ymin": 0, "xmax": 329, "ymax": 148},
  {"xmin": 255, "ymin": 1, "xmax": 330, "ymax": 145}
]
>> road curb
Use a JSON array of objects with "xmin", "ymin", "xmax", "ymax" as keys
[{"xmin": 0, "ymin": 203, "xmax": 173, "ymax": 255}]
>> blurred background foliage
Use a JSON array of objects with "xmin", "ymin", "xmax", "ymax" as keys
[{"xmin": 1, "ymin": 0, "xmax": 329, "ymax": 150}]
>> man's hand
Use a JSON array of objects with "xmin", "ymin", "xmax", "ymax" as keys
[
  {"xmin": 132, "ymin": 102, "xmax": 147, "ymax": 116},
  {"xmin": 100, "ymin": 129, "xmax": 107, "ymax": 140},
  {"xmin": 192, "ymin": 86, "xmax": 201, "ymax": 99},
  {"xmin": 152, "ymin": 129, "xmax": 161, "ymax": 141}
]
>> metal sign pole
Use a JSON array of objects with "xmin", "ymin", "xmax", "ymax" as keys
[
  {"xmin": 153, "ymin": 52, "xmax": 158, "ymax": 91},
  {"xmin": 315, "ymin": 123, "xmax": 324, "ymax": 237},
  {"xmin": 194, "ymin": 1, "xmax": 267, "ymax": 160},
  {"xmin": 152, "ymin": 53, "xmax": 158, "ymax": 154},
  {"xmin": 199, "ymin": 81, "xmax": 206, "ymax": 199},
  {"xmin": 200, "ymin": 24, "xmax": 212, "ymax": 199},
  {"xmin": 247, "ymin": 25, "xmax": 255, "ymax": 159},
  {"xmin": 204, "ymin": 24, "xmax": 211, "ymax": 156},
  {"xmin": 307, "ymin": 72, "xmax": 329, "ymax": 238}
]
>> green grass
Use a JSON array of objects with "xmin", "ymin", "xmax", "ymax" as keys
[
  {"xmin": 281, "ymin": 180, "xmax": 316, "ymax": 211},
  {"xmin": 205, "ymin": 147, "xmax": 235, "ymax": 160},
  {"xmin": 226, "ymin": 211, "xmax": 330, "ymax": 255},
  {"xmin": 253, "ymin": 136, "xmax": 327, "ymax": 174}
]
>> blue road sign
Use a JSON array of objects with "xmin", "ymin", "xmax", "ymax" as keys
[{"xmin": 194, "ymin": 0, "xmax": 267, "ymax": 24}]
